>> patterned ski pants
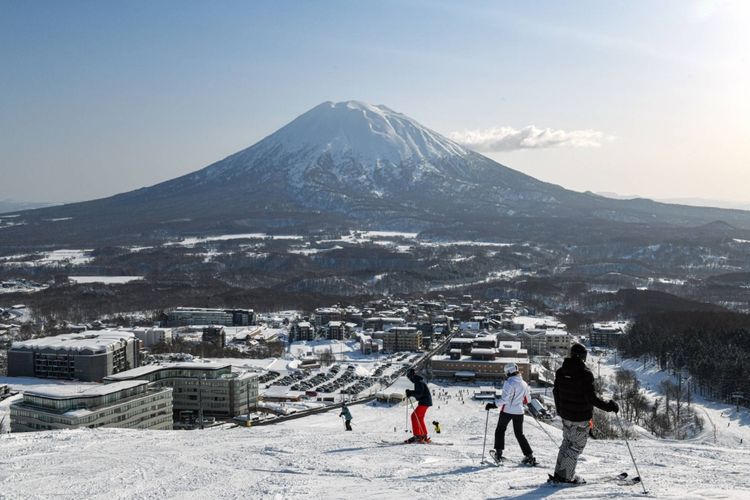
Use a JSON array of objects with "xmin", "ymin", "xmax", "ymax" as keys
[{"xmin": 554, "ymin": 419, "xmax": 589, "ymax": 481}]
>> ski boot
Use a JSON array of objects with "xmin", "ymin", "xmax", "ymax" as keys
[
  {"xmin": 548, "ymin": 473, "xmax": 586, "ymax": 485},
  {"xmin": 488, "ymin": 449, "xmax": 504, "ymax": 464},
  {"xmin": 521, "ymin": 454, "xmax": 537, "ymax": 466}
]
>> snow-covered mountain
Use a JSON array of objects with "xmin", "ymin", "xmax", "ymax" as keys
[{"xmin": 4, "ymin": 100, "xmax": 750, "ymax": 246}]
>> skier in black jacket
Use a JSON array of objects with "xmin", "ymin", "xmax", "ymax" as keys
[
  {"xmin": 551, "ymin": 343, "xmax": 619, "ymax": 484},
  {"xmin": 405, "ymin": 368, "xmax": 433, "ymax": 443}
]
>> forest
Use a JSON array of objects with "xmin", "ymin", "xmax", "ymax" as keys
[{"xmin": 620, "ymin": 311, "xmax": 750, "ymax": 406}]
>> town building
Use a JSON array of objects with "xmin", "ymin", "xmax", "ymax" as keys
[
  {"xmin": 590, "ymin": 322, "xmax": 627, "ymax": 347},
  {"xmin": 313, "ymin": 307, "xmax": 342, "ymax": 327},
  {"xmin": 372, "ymin": 326, "xmax": 422, "ymax": 352},
  {"xmin": 7, "ymin": 331, "xmax": 141, "ymax": 382},
  {"xmin": 202, "ymin": 326, "xmax": 226, "ymax": 348},
  {"xmin": 545, "ymin": 330, "xmax": 573, "ymax": 356},
  {"xmin": 363, "ymin": 317, "xmax": 406, "ymax": 331},
  {"xmin": 326, "ymin": 321, "xmax": 345, "ymax": 340},
  {"xmin": 359, "ymin": 334, "xmax": 381, "ymax": 355},
  {"xmin": 291, "ymin": 321, "xmax": 314, "ymax": 341},
  {"xmin": 128, "ymin": 327, "xmax": 172, "ymax": 348},
  {"xmin": 430, "ymin": 340, "xmax": 529, "ymax": 380},
  {"xmin": 104, "ymin": 362, "xmax": 258, "ymax": 419},
  {"xmin": 164, "ymin": 307, "xmax": 254, "ymax": 327},
  {"xmin": 10, "ymin": 380, "xmax": 173, "ymax": 432}
]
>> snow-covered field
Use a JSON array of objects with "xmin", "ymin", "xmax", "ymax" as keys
[
  {"xmin": 68, "ymin": 276, "xmax": 144, "ymax": 284},
  {"xmin": 2, "ymin": 356, "xmax": 750, "ymax": 499}
]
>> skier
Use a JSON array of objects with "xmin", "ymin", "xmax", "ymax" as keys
[
  {"xmin": 485, "ymin": 362, "xmax": 537, "ymax": 465},
  {"xmin": 404, "ymin": 368, "xmax": 433, "ymax": 443},
  {"xmin": 339, "ymin": 403, "xmax": 352, "ymax": 431},
  {"xmin": 550, "ymin": 343, "xmax": 619, "ymax": 484}
]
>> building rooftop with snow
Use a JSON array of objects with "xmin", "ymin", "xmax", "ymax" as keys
[
  {"xmin": 10, "ymin": 380, "xmax": 173, "ymax": 432},
  {"xmin": 104, "ymin": 362, "xmax": 258, "ymax": 419},
  {"xmin": 7, "ymin": 330, "xmax": 141, "ymax": 382}
]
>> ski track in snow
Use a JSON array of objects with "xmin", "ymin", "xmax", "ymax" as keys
[{"xmin": 1, "ymin": 364, "xmax": 750, "ymax": 499}]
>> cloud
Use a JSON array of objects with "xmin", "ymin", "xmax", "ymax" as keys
[{"xmin": 449, "ymin": 125, "xmax": 612, "ymax": 152}]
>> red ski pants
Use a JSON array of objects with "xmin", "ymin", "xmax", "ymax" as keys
[{"xmin": 411, "ymin": 404, "xmax": 429, "ymax": 436}]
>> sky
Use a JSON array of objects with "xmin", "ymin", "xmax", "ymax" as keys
[{"xmin": 1, "ymin": 0, "xmax": 748, "ymax": 206}]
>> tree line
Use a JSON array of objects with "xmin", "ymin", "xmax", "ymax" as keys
[{"xmin": 619, "ymin": 311, "xmax": 750, "ymax": 406}]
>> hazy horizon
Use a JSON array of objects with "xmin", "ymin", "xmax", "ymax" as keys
[{"xmin": 1, "ymin": 1, "xmax": 748, "ymax": 204}]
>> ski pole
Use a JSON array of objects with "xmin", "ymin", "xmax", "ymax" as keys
[
  {"xmin": 405, "ymin": 397, "xmax": 411, "ymax": 433},
  {"xmin": 616, "ymin": 414, "xmax": 648, "ymax": 495},
  {"xmin": 532, "ymin": 416, "xmax": 560, "ymax": 448},
  {"xmin": 480, "ymin": 408, "xmax": 490, "ymax": 464}
]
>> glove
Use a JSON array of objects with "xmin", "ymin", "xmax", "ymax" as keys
[
  {"xmin": 405, "ymin": 389, "xmax": 413, "ymax": 398},
  {"xmin": 607, "ymin": 400, "xmax": 619, "ymax": 413},
  {"xmin": 485, "ymin": 402, "xmax": 497, "ymax": 411}
]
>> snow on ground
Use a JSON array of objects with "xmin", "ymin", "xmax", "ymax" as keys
[
  {"xmin": 164, "ymin": 233, "xmax": 304, "ymax": 247},
  {"xmin": 596, "ymin": 352, "xmax": 750, "ymax": 449},
  {"xmin": 2, "ymin": 372, "xmax": 749, "ymax": 499},
  {"xmin": 0, "ymin": 249, "xmax": 93, "ymax": 267},
  {"xmin": 68, "ymin": 276, "xmax": 143, "ymax": 284}
]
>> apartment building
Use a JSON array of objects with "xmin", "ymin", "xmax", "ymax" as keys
[
  {"xmin": 431, "ymin": 340, "xmax": 529, "ymax": 380},
  {"xmin": 10, "ymin": 380, "xmax": 173, "ymax": 432},
  {"xmin": 372, "ymin": 326, "xmax": 422, "ymax": 352},
  {"xmin": 7, "ymin": 331, "xmax": 141, "ymax": 382},
  {"xmin": 164, "ymin": 307, "xmax": 254, "ymax": 327},
  {"xmin": 104, "ymin": 362, "xmax": 258, "ymax": 418}
]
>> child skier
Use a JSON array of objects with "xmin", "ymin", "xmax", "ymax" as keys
[
  {"xmin": 485, "ymin": 362, "xmax": 537, "ymax": 465},
  {"xmin": 339, "ymin": 403, "xmax": 352, "ymax": 431},
  {"xmin": 405, "ymin": 368, "xmax": 432, "ymax": 443}
]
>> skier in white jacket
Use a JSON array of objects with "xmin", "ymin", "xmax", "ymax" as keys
[{"xmin": 485, "ymin": 363, "xmax": 537, "ymax": 465}]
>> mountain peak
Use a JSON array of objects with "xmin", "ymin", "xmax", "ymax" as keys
[{"xmin": 258, "ymin": 100, "xmax": 470, "ymax": 164}]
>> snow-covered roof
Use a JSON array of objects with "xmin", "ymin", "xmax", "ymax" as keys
[
  {"xmin": 11, "ymin": 330, "xmax": 136, "ymax": 353},
  {"xmin": 105, "ymin": 362, "xmax": 231, "ymax": 381},
  {"xmin": 24, "ymin": 380, "xmax": 147, "ymax": 399},
  {"xmin": 470, "ymin": 348, "xmax": 496, "ymax": 355}
]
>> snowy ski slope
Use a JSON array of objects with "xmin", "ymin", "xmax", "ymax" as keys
[{"xmin": 1, "ymin": 358, "xmax": 749, "ymax": 499}]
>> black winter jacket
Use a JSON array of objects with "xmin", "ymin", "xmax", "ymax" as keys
[
  {"xmin": 553, "ymin": 357, "xmax": 609, "ymax": 422},
  {"xmin": 406, "ymin": 374, "xmax": 433, "ymax": 407}
]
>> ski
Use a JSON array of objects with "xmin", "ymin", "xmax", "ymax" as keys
[
  {"xmin": 546, "ymin": 474, "xmax": 587, "ymax": 487},
  {"xmin": 510, "ymin": 472, "xmax": 637, "ymax": 491},
  {"xmin": 379, "ymin": 440, "xmax": 454, "ymax": 446}
]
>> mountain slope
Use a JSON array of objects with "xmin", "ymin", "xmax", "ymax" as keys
[
  {"xmin": 1, "ymin": 370, "xmax": 748, "ymax": 498},
  {"xmin": 3, "ymin": 100, "xmax": 750, "ymax": 247}
]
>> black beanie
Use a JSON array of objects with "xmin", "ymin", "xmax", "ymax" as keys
[{"xmin": 571, "ymin": 343, "xmax": 587, "ymax": 361}]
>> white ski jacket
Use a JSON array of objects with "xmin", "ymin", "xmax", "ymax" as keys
[{"xmin": 499, "ymin": 374, "xmax": 531, "ymax": 415}]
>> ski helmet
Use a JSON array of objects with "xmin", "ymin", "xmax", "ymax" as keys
[
  {"xmin": 406, "ymin": 368, "xmax": 416, "ymax": 379},
  {"xmin": 504, "ymin": 362, "xmax": 519, "ymax": 376},
  {"xmin": 570, "ymin": 343, "xmax": 588, "ymax": 361}
]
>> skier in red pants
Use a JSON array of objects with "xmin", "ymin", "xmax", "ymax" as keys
[{"xmin": 405, "ymin": 368, "xmax": 433, "ymax": 443}]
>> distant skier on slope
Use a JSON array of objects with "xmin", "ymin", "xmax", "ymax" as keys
[
  {"xmin": 550, "ymin": 343, "xmax": 619, "ymax": 484},
  {"xmin": 405, "ymin": 368, "xmax": 433, "ymax": 443},
  {"xmin": 485, "ymin": 362, "xmax": 537, "ymax": 466},
  {"xmin": 339, "ymin": 403, "xmax": 352, "ymax": 431}
]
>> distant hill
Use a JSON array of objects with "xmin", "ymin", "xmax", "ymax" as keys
[{"xmin": 0, "ymin": 199, "xmax": 60, "ymax": 214}]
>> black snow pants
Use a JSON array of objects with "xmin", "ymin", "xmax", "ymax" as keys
[{"xmin": 494, "ymin": 412, "xmax": 532, "ymax": 457}]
